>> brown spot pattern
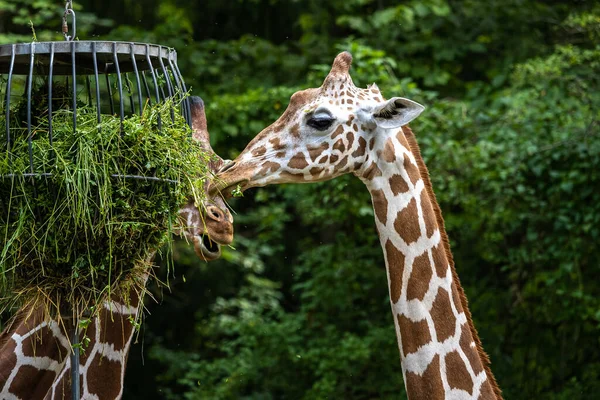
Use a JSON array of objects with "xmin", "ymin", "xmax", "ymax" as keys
[
  {"xmin": 451, "ymin": 284, "xmax": 464, "ymax": 314},
  {"xmin": 279, "ymin": 171, "xmax": 306, "ymax": 181},
  {"xmin": 87, "ymin": 354, "xmax": 122, "ymax": 399},
  {"xmin": 251, "ymin": 146, "xmax": 267, "ymax": 157},
  {"xmin": 288, "ymin": 152, "xmax": 309, "ymax": 170},
  {"xmin": 329, "ymin": 154, "xmax": 339, "ymax": 163},
  {"xmin": 371, "ymin": 189, "xmax": 388, "ymax": 225},
  {"xmin": 431, "ymin": 243, "xmax": 448, "ymax": 277},
  {"xmin": 347, "ymin": 132, "xmax": 355, "ymax": 149},
  {"xmin": 309, "ymin": 166, "xmax": 324, "ymax": 176},
  {"xmin": 9, "ymin": 365, "xmax": 57, "ymax": 399},
  {"xmin": 480, "ymin": 381, "xmax": 496, "ymax": 399},
  {"xmin": 420, "ymin": 192, "xmax": 438, "ymax": 238},
  {"xmin": 396, "ymin": 130, "xmax": 410, "ymax": 148},
  {"xmin": 385, "ymin": 240, "xmax": 405, "ymax": 303},
  {"xmin": 290, "ymin": 123, "xmax": 300, "ymax": 138},
  {"xmin": 460, "ymin": 323, "xmax": 484, "ymax": 375},
  {"xmin": 269, "ymin": 137, "xmax": 285, "ymax": 150},
  {"xmin": 308, "ymin": 142, "xmax": 329, "ymax": 162},
  {"xmin": 397, "ymin": 314, "xmax": 432, "ymax": 356},
  {"xmin": 101, "ymin": 310, "xmax": 132, "ymax": 352},
  {"xmin": 406, "ymin": 252, "xmax": 432, "ymax": 301},
  {"xmin": 405, "ymin": 355, "xmax": 445, "ymax": 400},
  {"xmin": 352, "ymin": 137, "xmax": 367, "ymax": 157},
  {"xmin": 257, "ymin": 161, "xmax": 280, "ymax": 176},
  {"xmin": 369, "ymin": 137, "xmax": 375, "ymax": 150},
  {"xmin": 333, "ymin": 138, "xmax": 345, "ymax": 153},
  {"xmin": 362, "ymin": 162, "xmax": 382, "ymax": 180},
  {"xmin": 332, "ymin": 125, "xmax": 344, "ymax": 139},
  {"xmin": 382, "ymin": 139, "xmax": 396, "ymax": 162},
  {"xmin": 430, "ymin": 288, "xmax": 456, "ymax": 342},
  {"xmin": 394, "ymin": 199, "xmax": 421, "ymax": 244},
  {"xmin": 336, "ymin": 156, "xmax": 348, "ymax": 171},
  {"xmin": 446, "ymin": 350, "xmax": 474, "ymax": 394},
  {"xmin": 0, "ymin": 338, "xmax": 17, "ymax": 385},
  {"xmin": 22, "ymin": 327, "xmax": 67, "ymax": 360},
  {"xmin": 389, "ymin": 174, "xmax": 409, "ymax": 196},
  {"xmin": 404, "ymin": 156, "xmax": 421, "ymax": 185}
]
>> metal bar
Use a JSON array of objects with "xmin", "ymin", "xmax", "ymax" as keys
[
  {"xmin": 130, "ymin": 44, "xmax": 143, "ymax": 115},
  {"xmin": 71, "ymin": 41, "xmax": 77, "ymax": 133},
  {"xmin": 5, "ymin": 44, "xmax": 15, "ymax": 164},
  {"xmin": 48, "ymin": 43, "xmax": 55, "ymax": 198},
  {"xmin": 141, "ymin": 72, "xmax": 152, "ymax": 106},
  {"xmin": 86, "ymin": 76, "xmax": 92, "ymax": 107},
  {"xmin": 106, "ymin": 73, "xmax": 114, "ymax": 115},
  {"xmin": 167, "ymin": 52, "xmax": 190, "ymax": 126},
  {"xmin": 113, "ymin": 42, "xmax": 124, "ymax": 128},
  {"xmin": 26, "ymin": 42, "xmax": 35, "ymax": 175},
  {"xmin": 48, "ymin": 43, "xmax": 55, "ymax": 148},
  {"xmin": 71, "ymin": 324, "xmax": 80, "ymax": 400},
  {"xmin": 158, "ymin": 47, "xmax": 174, "ymax": 98},
  {"xmin": 157, "ymin": 47, "xmax": 175, "ymax": 122},
  {"xmin": 171, "ymin": 57, "xmax": 192, "ymax": 128},
  {"xmin": 1, "ymin": 173, "xmax": 52, "ymax": 178},
  {"xmin": 145, "ymin": 44, "xmax": 161, "ymax": 130},
  {"xmin": 92, "ymin": 42, "xmax": 101, "ymax": 129},
  {"xmin": 124, "ymin": 73, "xmax": 135, "ymax": 115},
  {"xmin": 166, "ymin": 52, "xmax": 182, "ymax": 93},
  {"xmin": 26, "ymin": 42, "xmax": 38, "ymax": 205},
  {"xmin": 109, "ymin": 174, "xmax": 178, "ymax": 184}
]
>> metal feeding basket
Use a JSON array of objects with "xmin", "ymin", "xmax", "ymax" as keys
[
  {"xmin": 0, "ymin": 40, "xmax": 191, "ymax": 181},
  {"xmin": 0, "ymin": 3, "xmax": 193, "ymax": 398}
]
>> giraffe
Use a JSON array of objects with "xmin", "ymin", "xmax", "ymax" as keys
[
  {"xmin": 0, "ymin": 96, "xmax": 234, "ymax": 399},
  {"xmin": 213, "ymin": 52, "xmax": 503, "ymax": 400}
]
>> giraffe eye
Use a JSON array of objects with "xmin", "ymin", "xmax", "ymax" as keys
[{"xmin": 307, "ymin": 117, "xmax": 335, "ymax": 131}]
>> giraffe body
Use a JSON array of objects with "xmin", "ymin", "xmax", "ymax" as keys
[
  {"xmin": 0, "ymin": 96, "xmax": 233, "ymax": 399},
  {"xmin": 215, "ymin": 52, "xmax": 502, "ymax": 399},
  {"xmin": 1, "ymin": 286, "xmax": 143, "ymax": 400}
]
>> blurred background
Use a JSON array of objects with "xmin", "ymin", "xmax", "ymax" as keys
[{"xmin": 1, "ymin": 0, "xmax": 599, "ymax": 399}]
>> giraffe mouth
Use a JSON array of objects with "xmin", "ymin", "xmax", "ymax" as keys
[
  {"xmin": 215, "ymin": 179, "xmax": 250, "ymax": 198},
  {"xmin": 195, "ymin": 234, "xmax": 222, "ymax": 261}
]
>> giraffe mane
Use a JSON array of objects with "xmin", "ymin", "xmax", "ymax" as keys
[{"xmin": 401, "ymin": 125, "xmax": 503, "ymax": 400}]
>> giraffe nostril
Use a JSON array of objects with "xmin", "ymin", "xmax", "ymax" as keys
[{"xmin": 206, "ymin": 206, "xmax": 223, "ymax": 221}]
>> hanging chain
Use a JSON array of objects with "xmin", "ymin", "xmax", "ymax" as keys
[{"xmin": 62, "ymin": 1, "xmax": 76, "ymax": 41}]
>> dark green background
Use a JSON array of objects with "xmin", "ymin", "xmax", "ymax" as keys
[{"xmin": 1, "ymin": 1, "xmax": 599, "ymax": 399}]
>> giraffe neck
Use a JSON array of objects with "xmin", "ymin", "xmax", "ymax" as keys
[
  {"xmin": 0, "ymin": 274, "xmax": 146, "ymax": 400},
  {"xmin": 359, "ymin": 126, "xmax": 501, "ymax": 400}
]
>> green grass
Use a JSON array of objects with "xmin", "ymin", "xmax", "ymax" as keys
[{"xmin": 0, "ymin": 86, "xmax": 211, "ymax": 322}]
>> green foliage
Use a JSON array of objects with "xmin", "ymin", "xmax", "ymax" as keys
[{"xmin": 0, "ymin": 86, "xmax": 210, "ymax": 321}]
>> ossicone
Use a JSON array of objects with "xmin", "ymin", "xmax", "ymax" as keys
[{"xmin": 330, "ymin": 51, "xmax": 353, "ymax": 74}]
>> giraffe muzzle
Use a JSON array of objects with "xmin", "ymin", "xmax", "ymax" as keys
[{"xmin": 194, "ymin": 234, "xmax": 222, "ymax": 261}]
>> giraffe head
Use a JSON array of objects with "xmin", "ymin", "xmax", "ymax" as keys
[
  {"xmin": 180, "ymin": 96, "xmax": 234, "ymax": 261},
  {"xmin": 214, "ymin": 52, "xmax": 424, "ymax": 194}
]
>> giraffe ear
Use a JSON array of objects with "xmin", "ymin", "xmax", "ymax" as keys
[{"xmin": 373, "ymin": 97, "xmax": 424, "ymax": 129}]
